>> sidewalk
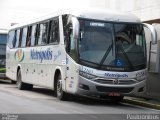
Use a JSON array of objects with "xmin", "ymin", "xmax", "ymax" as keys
[{"xmin": 123, "ymin": 96, "xmax": 160, "ymax": 110}]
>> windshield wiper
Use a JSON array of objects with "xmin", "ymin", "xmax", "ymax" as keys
[
  {"xmin": 80, "ymin": 59, "xmax": 100, "ymax": 68},
  {"xmin": 98, "ymin": 44, "xmax": 113, "ymax": 69},
  {"xmin": 118, "ymin": 46, "xmax": 133, "ymax": 69}
]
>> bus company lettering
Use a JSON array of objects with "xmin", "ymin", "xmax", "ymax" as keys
[
  {"xmin": 53, "ymin": 50, "xmax": 61, "ymax": 61},
  {"xmin": 30, "ymin": 48, "xmax": 52, "ymax": 62},
  {"xmin": 105, "ymin": 73, "xmax": 128, "ymax": 78}
]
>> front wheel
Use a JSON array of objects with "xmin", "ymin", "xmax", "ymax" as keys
[{"xmin": 56, "ymin": 74, "xmax": 68, "ymax": 100}]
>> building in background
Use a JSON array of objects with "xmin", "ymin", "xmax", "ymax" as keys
[
  {"xmin": 1, "ymin": 0, "xmax": 160, "ymax": 29},
  {"xmin": 90, "ymin": 0, "xmax": 160, "ymax": 23}
]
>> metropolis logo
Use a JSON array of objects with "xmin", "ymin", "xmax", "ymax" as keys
[
  {"xmin": 14, "ymin": 49, "xmax": 24, "ymax": 62},
  {"xmin": 113, "ymin": 79, "xmax": 119, "ymax": 84}
]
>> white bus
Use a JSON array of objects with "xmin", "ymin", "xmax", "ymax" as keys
[
  {"xmin": 6, "ymin": 9, "xmax": 157, "ymax": 101},
  {"xmin": 0, "ymin": 29, "xmax": 8, "ymax": 79}
]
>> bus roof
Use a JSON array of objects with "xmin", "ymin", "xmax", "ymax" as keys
[{"xmin": 10, "ymin": 9, "xmax": 141, "ymax": 30}]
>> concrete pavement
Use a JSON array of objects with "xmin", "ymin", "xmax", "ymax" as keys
[{"xmin": 0, "ymin": 79, "xmax": 160, "ymax": 111}]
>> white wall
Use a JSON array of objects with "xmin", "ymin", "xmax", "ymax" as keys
[
  {"xmin": 0, "ymin": 0, "xmax": 91, "ymax": 29},
  {"xmin": 90, "ymin": 0, "xmax": 160, "ymax": 22},
  {"xmin": 1, "ymin": 0, "xmax": 160, "ymax": 29}
]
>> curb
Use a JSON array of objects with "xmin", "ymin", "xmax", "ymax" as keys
[{"xmin": 123, "ymin": 98, "xmax": 160, "ymax": 110}]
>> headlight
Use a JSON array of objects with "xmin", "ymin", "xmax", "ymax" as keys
[
  {"xmin": 79, "ymin": 71, "xmax": 96, "ymax": 80},
  {"xmin": 136, "ymin": 76, "xmax": 146, "ymax": 82}
]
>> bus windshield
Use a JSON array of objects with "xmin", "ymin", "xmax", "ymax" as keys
[{"xmin": 78, "ymin": 19, "xmax": 146, "ymax": 71}]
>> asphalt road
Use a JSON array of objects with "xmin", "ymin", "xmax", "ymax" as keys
[{"xmin": 0, "ymin": 80, "xmax": 159, "ymax": 120}]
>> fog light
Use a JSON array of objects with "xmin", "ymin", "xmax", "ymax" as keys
[
  {"xmin": 79, "ymin": 83, "xmax": 89, "ymax": 90},
  {"xmin": 138, "ymin": 87, "xmax": 144, "ymax": 92}
]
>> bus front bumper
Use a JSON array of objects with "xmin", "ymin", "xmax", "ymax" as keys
[{"xmin": 76, "ymin": 76, "xmax": 146, "ymax": 98}]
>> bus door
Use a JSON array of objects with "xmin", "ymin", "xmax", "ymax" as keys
[{"xmin": 65, "ymin": 17, "xmax": 79, "ymax": 94}]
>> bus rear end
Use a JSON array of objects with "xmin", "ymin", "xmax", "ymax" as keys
[{"xmin": 0, "ymin": 30, "xmax": 8, "ymax": 79}]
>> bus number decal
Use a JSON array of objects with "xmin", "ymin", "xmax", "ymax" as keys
[
  {"xmin": 136, "ymin": 71, "xmax": 145, "ymax": 77},
  {"xmin": 79, "ymin": 66, "xmax": 94, "ymax": 74}
]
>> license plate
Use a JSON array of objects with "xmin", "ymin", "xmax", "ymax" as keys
[{"xmin": 108, "ymin": 92, "xmax": 120, "ymax": 96}]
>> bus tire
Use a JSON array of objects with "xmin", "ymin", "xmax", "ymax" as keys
[
  {"xmin": 17, "ymin": 69, "xmax": 26, "ymax": 90},
  {"xmin": 16, "ymin": 69, "xmax": 33, "ymax": 90},
  {"xmin": 56, "ymin": 74, "xmax": 67, "ymax": 100},
  {"xmin": 11, "ymin": 80, "xmax": 16, "ymax": 84}
]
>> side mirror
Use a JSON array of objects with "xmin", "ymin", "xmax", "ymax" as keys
[{"xmin": 143, "ymin": 23, "xmax": 157, "ymax": 44}]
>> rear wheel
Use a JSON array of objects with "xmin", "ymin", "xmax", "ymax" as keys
[
  {"xmin": 56, "ymin": 74, "xmax": 67, "ymax": 100},
  {"xmin": 11, "ymin": 80, "xmax": 16, "ymax": 84},
  {"xmin": 17, "ymin": 69, "xmax": 33, "ymax": 90}
]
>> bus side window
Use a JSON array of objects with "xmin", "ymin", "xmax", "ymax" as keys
[
  {"xmin": 12, "ymin": 30, "xmax": 17, "ymax": 48},
  {"xmin": 49, "ymin": 17, "xmax": 59, "ymax": 44},
  {"xmin": 31, "ymin": 24, "xmax": 37, "ymax": 46},
  {"xmin": 67, "ymin": 24, "xmax": 76, "ymax": 60},
  {"xmin": 15, "ymin": 29, "xmax": 20, "ymax": 48},
  {"xmin": 18, "ymin": 29, "xmax": 23, "ymax": 47},
  {"xmin": 21, "ymin": 27, "xmax": 28, "ymax": 47},
  {"xmin": 41, "ymin": 22, "xmax": 49, "ymax": 45},
  {"xmin": 62, "ymin": 15, "xmax": 77, "ymax": 60},
  {"xmin": 26, "ymin": 26, "xmax": 32, "ymax": 47},
  {"xmin": 62, "ymin": 15, "xmax": 69, "ymax": 49},
  {"xmin": 35, "ymin": 24, "xmax": 40, "ymax": 46},
  {"xmin": 8, "ymin": 30, "xmax": 15, "ymax": 48},
  {"xmin": 38, "ymin": 24, "xmax": 44, "ymax": 45}
]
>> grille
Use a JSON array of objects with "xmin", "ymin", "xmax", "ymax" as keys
[
  {"xmin": 96, "ymin": 86, "xmax": 134, "ymax": 93},
  {"xmin": 119, "ymin": 80, "xmax": 136, "ymax": 85},
  {"xmin": 94, "ymin": 79, "xmax": 136, "ymax": 85},
  {"xmin": 94, "ymin": 79, "xmax": 113, "ymax": 84}
]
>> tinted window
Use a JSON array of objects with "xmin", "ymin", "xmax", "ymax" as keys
[
  {"xmin": 115, "ymin": 24, "xmax": 146, "ymax": 67},
  {"xmin": 15, "ymin": 29, "xmax": 20, "ymax": 48},
  {"xmin": 62, "ymin": 15, "xmax": 69, "ymax": 48},
  {"xmin": 38, "ymin": 24, "xmax": 43, "ymax": 45},
  {"xmin": 8, "ymin": 31, "xmax": 15, "ymax": 48},
  {"xmin": 42, "ymin": 22, "xmax": 49, "ymax": 45},
  {"xmin": 37, "ymin": 22, "xmax": 50, "ymax": 45},
  {"xmin": 21, "ymin": 27, "xmax": 28, "ymax": 47},
  {"xmin": 26, "ymin": 26, "xmax": 32, "ymax": 47},
  {"xmin": 79, "ymin": 20, "xmax": 114, "ymax": 65},
  {"xmin": 12, "ymin": 30, "xmax": 17, "ymax": 47},
  {"xmin": 49, "ymin": 18, "xmax": 59, "ymax": 44},
  {"xmin": 30, "ymin": 25, "xmax": 37, "ymax": 46}
]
